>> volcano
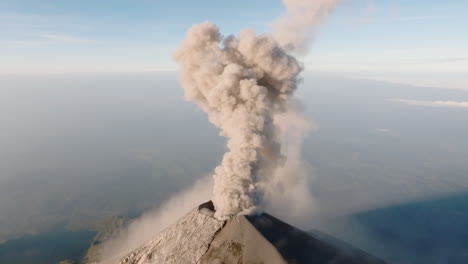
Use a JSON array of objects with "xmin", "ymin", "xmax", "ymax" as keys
[{"xmin": 115, "ymin": 201, "xmax": 385, "ymax": 264}]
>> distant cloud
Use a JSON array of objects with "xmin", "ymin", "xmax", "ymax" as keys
[
  {"xmin": 352, "ymin": 0, "xmax": 376, "ymax": 25},
  {"xmin": 430, "ymin": 57, "xmax": 468, "ymax": 64},
  {"xmin": 375, "ymin": 128, "xmax": 391, "ymax": 133},
  {"xmin": 41, "ymin": 33, "xmax": 92, "ymax": 43},
  {"xmin": 388, "ymin": 99, "xmax": 468, "ymax": 109},
  {"xmin": 347, "ymin": 74, "xmax": 468, "ymax": 91},
  {"xmin": 0, "ymin": 40, "xmax": 46, "ymax": 46},
  {"xmin": 390, "ymin": 15, "xmax": 448, "ymax": 21},
  {"xmin": 0, "ymin": 33, "xmax": 93, "ymax": 47},
  {"xmin": 349, "ymin": 1, "xmax": 446, "ymax": 25}
]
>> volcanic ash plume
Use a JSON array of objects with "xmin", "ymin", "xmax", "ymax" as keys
[
  {"xmin": 274, "ymin": 0, "xmax": 340, "ymax": 54},
  {"xmin": 174, "ymin": 23, "xmax": 301, "ymax": 219},
  {"xmin": 174, "ymin": 0, "xmax": 339, "ymax": 220}
]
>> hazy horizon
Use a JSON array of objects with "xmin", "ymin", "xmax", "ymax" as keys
[
  {"xmin": 1, "ymin": 0, "xmax": 467, "ymax": 263},
  {"xmin": 1, "ymin": 72, "xmax": 467, "ymax": 239},
  {"xmin": 1, "ymin": 0, "xmax": 467, "ymax": 89}
]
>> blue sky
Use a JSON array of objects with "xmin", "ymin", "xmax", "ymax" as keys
[{"xmin": 1, "ymin": 0, "xmax": 467, "ymax": 89}]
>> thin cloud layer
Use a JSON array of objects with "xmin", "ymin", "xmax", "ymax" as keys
[
  {"xmin": 388, "ymin": 99, "xmax": 468, "ymax": 109},
  {"xmin": 41, "ymin": 33, "xmax": 93, "ymax": 43}
]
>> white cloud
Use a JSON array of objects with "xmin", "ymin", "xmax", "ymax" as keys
[
  {"xmin": 375, "ymin": 128, "xmax": 391, "ymax": 133},
  {"xmin": 388, "ymin": 99, "xmax": 468, "ymax": 109},
  {"xmin": 349, "ymin": 75, "xmax": 468, "ymax": 91},
  {"xmin": 41, "ymin": 33, "xmax": 93, "ymax": 43},
  {"xmin": 0, "ymin": 34, "xmax": 93, "ymax": 47},
  {"xmin": 390, "ymin": 15, "xmax": 449, "ymax": 21}
]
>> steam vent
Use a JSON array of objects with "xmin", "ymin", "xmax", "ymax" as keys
[{"xmin": 117, "ymin": 201, "xmax": 386, "ymax": 264}]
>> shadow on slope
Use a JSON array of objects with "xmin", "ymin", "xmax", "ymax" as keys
[{"xmin": 246, "ymin": 212, "xmax": 386, "ymax": 264}]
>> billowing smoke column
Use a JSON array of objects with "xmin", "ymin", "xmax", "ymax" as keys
[
  {"xmin": 174, "ymin": 0, "xmax": 339, "ymax": 219},
  {"xmin": 274, "ymin": 0, "xmax": 340, "ymax": 54}
]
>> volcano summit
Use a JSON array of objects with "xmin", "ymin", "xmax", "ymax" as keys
[{"xmin": 113, "ymin": 202, "xmax": 385, "ymax": 264}]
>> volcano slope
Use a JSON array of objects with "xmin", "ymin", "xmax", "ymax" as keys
[{"xmin": 116, "ymin": 201, "xmax": 385, "ymax": 264}]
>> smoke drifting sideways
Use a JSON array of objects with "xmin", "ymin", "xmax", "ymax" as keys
[
  {"xmin": 274, "ymin": 0, "xmax": 341, "ymax": 54},
  {"xmin": 99, "ymin": 176, "xmax": 213, "ymax": 263},
  {"xmin": 174, "ymin": 0, "xmax": 340, "ymax": 219}
]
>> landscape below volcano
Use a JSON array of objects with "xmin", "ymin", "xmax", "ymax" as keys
[{"xmin": 1, "ymin": 73, "xmax": 467, "ymax": 264}]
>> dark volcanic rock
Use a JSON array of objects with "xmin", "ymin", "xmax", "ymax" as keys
[{"xmin": 247, "ymin": 213, "xmax": 386, "ymax": 264}]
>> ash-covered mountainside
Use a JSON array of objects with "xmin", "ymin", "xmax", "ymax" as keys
[{"xmin": 115, "ymin": 201, "xmax": 385, "ymax": 264}]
